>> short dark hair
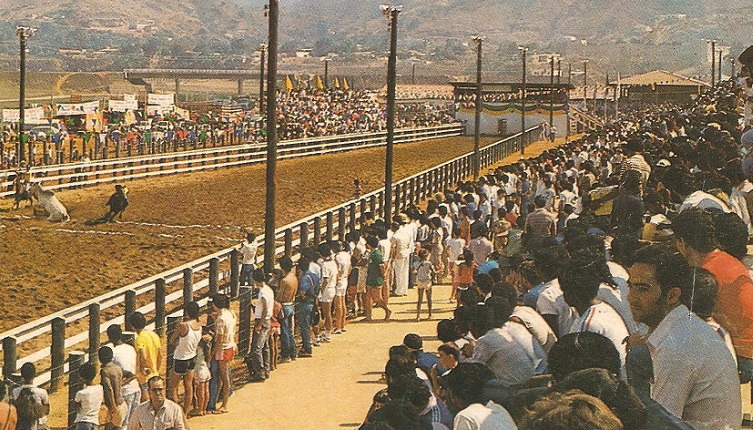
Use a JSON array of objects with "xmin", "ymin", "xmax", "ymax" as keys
[
  {"xmin": 475, "ymin": 273, "xmax": 495, "ymax": 294},
  {"xmin": 686, "ymin": 267, "xmax": 719, "ymax": 319},
  {"xmin": 252, "ymin": 267, "xmax": 266, "ymax": 283},
  {"xmin": 98, "ymin": 346, "xmax": 114, "ymax": 364},
  {"xmin": 79, "ymin": 362, "xmax": 97, "ymax": 383},
  {"xmin": 444, "ymin": 363, "xmax": 496, "ymax": 405},
  {"xmin": 279, "ymin": 255, "xmax": 294, "ymax": 272},
  {"xmin": 559, "ymin": 257, "xmax": 602, "ymax": 308},
  {"xmin": 20, "ymin": 362, "xmax": 36, "ymax": 381},
  {"xmin": 185, "ymin": 301, "xmax": 200, "ymax": 320},
  {"xmin": 548, "ymin": 332, "xmax": 621, "ymax": 381},
  {"xmin": 211, "ymin": 293, "xmax": 230, "ymax": 309},
  {"xmin": 130, "ymin": 312, "xmax": 146, "ymax": 330},
  {"xmin": 366, "ymin": 399, "xmax": 421, "ymax": 430},
  {"xmin": 712, "ymin": 211, "xmax": 748, "ymax": 260},
  {"xmin": 384, "ymin": 357, "xmax": 416, "ymax": 381},
  {"xmin": 436, "ymin": 319, "xmax": 462, "ymax": 343},
  {"xmin": 366, "ymin": 235, "xmax": 379, "ymax": 248},
  {"xmin": 438, "ymin": 343, "xmax": 460, "ymax": 361},
  {"xmin": 147, "ymin": 374, "xmax": 164, "ymax": 388},
  {"xmin": 534, "ymin": 195, "xmax": 548, "ymax": 208},
  {"xmin": 106, "ymin": 324, "xmax": 122, "ymax": 343},
  {"xmin": 672, "ymin": 209, "xmax": 718, "ymax": 254},
  {"xmin": 633, "ymin": 244, "xmax": 692, "ymax": 299},
  {"xmin": 386, "ymin": 375, "xmax": 431, "ymax": 410}
]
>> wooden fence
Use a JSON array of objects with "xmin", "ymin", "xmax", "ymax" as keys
[
  {"xmin": 0, "ymin": 124, "xmax": 463, "ymax": 198},
  {"xmin": 0, "ymin": 125, "xmax": 540, "ymax": 429}
]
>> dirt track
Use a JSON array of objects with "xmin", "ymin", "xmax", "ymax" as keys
[{"xmin": 0, "ymin": 135, "xmax": 500, "ymax": 330}]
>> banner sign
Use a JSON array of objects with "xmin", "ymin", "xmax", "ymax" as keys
[
  {"xmin": 148, "ymin": 93, "xmax": 175, "ymax": 106},
  {"xmin": 56, "ymin": 101, "xmax": 100, "ymax": 116},
  {"xmin": 108, "ymin": 99, "xmax": 138, "ymax": 112},
  {"xmin": 2, "ymin": 107, "xmax": 45, "ymax": 123}
]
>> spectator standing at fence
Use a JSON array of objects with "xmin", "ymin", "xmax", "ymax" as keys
[
  {"xmin": 99, "ymin": 347, "xmax": 127, "ymax": 430},
  {"xmin": 239, "ymin": 232, "xmax": 258, "ymax": 286},
  {"xmin": 249, "ymin": 269, "xmax": 274, "ymax": 382},
  {"xmin": 131, "ymin": 312, "xmax": 162, "ymax": 401},
  {"xmin": 168, "ymin": 301, "xmax": 202, "ymax": 412},
  {"xmin": 334, "ymin": 241, "xmax": 351, "ymax": 334},
  {"xmin": 364, "ymin": 236, "xmax": 392, "ymax": 321},
  {"xmin": 277, "ymin": 256, "xmax": 298, "ymax": 362},
  {"xmin": 391, "ymin": 216, "xmax": 412, "ymax": 297},
  {"xmin": 318, "ymin": 242, "xmax": 338, "ymax": 343},
  {"xmin": 105, "ymin": 324, "xmax": 140, "ymax": 429},
  {"xmin": 210, "ymin": 294, "xmax": 236, "ymax": 413},
  {"xmin": 12, "ymin": 363, "xmax": 49, "ymax": 430},
  {"xmin": 128, "ymin": 376, "xmax": 187, "ymax": 430},
  {"xmin": 73, "ymin": 363, "xmax": 103, "ymax": 430},
  {"xmin": 296, "ymin": 255, "xmax": 321, "ymax": 358}
]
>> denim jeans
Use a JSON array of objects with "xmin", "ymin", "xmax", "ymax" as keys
[
  {"xmin": 296, "ymin": 301, "xmax": 314, "ymax": 353},
  {"xmin": 250, "ymin": 319, "xmax": 271, "ymax": 377},
  {"xmin": 207, "ymin": 359, "xmax": 233, "ymax": 410},
  {"xmin": 280, "ymin": 304, "xmax": 296, "ymax": 359},
  {"xmin": 240, "ymin": 263, "xmax": 255, "ymax": 286}
]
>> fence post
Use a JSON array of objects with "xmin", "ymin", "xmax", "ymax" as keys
[
  {"xmin": 155, "ymin": 279, "xmax": 166, "ymax": 336},
  {"xmin": 313, "ymin": 216, "xmax": 321, "ymax": 245},
  {"xmin": 299, "ymin": 222, "xmax": 309, "ymax": 248},
  {"xmin": 51, "ymin": 317, "xmax": 66, "ymax": 393},
  {"xmin": 348, "ymin": 203, "xmax": 357, "ymax": 232},
  {"xmin": 401, "ymin": 183, "xmax": 408, "ymax": 209},
  {"xmin": 338, "ymin": 207, "xmax": 346, "ymax": 240},
  {"xmin": 68, "ymin": 351, "xmax": 86, "ymax": 430},
  {"xmin": 378, "ymin": 192, "xmax": 384, "ymax": 219},
  {"xmin": 238, "ymin": 286, "xmax": 252, "ymax": 356},
  {"xmin": 284, "ymin": 228, "xmax": 293, "ymax": 257},
  {"xmin": 409, "ymin": 178, "xmax": 416, "ymax": 204},
  {"xmin": 326, "ymin": 212, "xmax": 334, "ymax": 243},
  {"xmin": 88, "ymin": 303, "xmax": 100, "ymax": 367},
  {"xmin": 209, "ymin": 258, "xmax": 219, "ymax": 297},
  {"xmin": 125, "ymin": 290, "xmax": 136, "ymax": 331},
  {"xmin": 230, "ymin": 249, "xmax": 240, "ymax": 298},
  {"xmin": 165, "ymin": 316, "xmax": 180, "ymax": 393},
  {"xmin": 183, "ymin": 268, "xmax": 194, "ymax": 305},
  {"xmin": 394, "ymin": 185, "xmax": 401, "ymax": 217},
  {"xmin": 2, "ymin": 336, "xmax": 16, "ymax": 380}
]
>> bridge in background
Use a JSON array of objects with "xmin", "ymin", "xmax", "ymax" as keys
[{"xmin": 123, "ymin": 68, "xmax": 291, "ymax": 96}]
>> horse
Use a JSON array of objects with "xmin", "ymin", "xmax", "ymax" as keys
[{"xmin": 28, "ymin": 183, "xmax": 70, "ymax": 222}]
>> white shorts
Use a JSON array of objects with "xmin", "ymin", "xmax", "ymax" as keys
[{"xmin": 336, "ymin": 278, "xmax": 348, "ymax": 297}]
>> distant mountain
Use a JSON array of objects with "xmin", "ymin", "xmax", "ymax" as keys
[{"xmin": 0, "ymin": 0, "xmax": 749, "ymax": 80}]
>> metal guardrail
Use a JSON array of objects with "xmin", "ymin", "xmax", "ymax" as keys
[
  {"xmin": 0, "ymin": 125, "xmax": 540, "ymax": 391},
  {"xmin": 0, "ymin": 124, "xmax": 464, "ymax": 198}
]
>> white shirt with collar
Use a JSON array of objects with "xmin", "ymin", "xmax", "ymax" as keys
[
  {"xmin": 471, "ymin": 322, "xmax": 547, "ymax": 387},
  {"xmin": 536, "ymin": 278, "xmax": 577, "ymax": 338},
  {"xmin": 254, "ymin": 284, "xmax": 274, "ymax": 320},
  {"xmin": 647, "ymin": 305, "xmax": 741, "ymax": 430},
  {"xmin": 453, "ymin": 401, "xmax": 518, "ymax": 430}
]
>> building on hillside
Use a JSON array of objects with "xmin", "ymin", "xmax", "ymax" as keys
[
  {"xmin": 608, "ymin": 70, "xmax": 708, "ymax": 104},
  {"xmin": 451, "ymin": 79, "xmax": 572, "ymax": 137},
  {"xmin": 296, "ymin": 49, "xmax": 313, "ymax": 58}
]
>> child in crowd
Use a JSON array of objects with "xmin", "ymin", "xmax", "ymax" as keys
[
  {"xmin": 73, "ymin": 363, "xmax": 102, "ymax": 430},
  {"xmin": 415, "ymin": 248, "xmax": 435, "ymax": 321},
  {"xmin": 194, "ymin": 327, "xmax": 213, "ymax": 416}
]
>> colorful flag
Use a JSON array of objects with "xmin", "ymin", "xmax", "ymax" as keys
[
  {"xmin": 315, "ymin": 75, "xmax": 323, "ymax": 90},
  {"xmin": 334, "ymin": 77, "xmax": 340, "ymax": 89},
  {"xmin": 342, "ymin": 77, "xmax": 350, "ymax": 90},
  {"xmin": 284, "ymin": 75, "xmax": 293, "ymax": 92}
]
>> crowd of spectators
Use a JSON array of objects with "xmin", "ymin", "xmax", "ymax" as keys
[{"xmin": 0, "ymin": 87, "xmax": 458, "ymax": 169}]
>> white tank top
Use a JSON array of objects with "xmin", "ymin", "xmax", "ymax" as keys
[{"xmin": 174, "ymin": 322, "xmax": 202, "ymax": 360}]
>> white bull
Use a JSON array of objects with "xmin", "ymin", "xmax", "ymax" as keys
[{"xmin": 29, "ymin": 183, "xmax": 70, "ymax": 222}]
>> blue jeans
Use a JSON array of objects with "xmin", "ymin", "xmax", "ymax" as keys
[
  {"xmin": 240, "ymin": 263, "xmax": 254, "ymax": 286},
  {"xmin": 250, "ymin": 319, "xmax": 271, "ymax": 377},
  {"xmin": 207, "ymin": 359, "xmax": 233, "ymax": 410},
  {"xmin": 280, "ymin": 304, "xmax": 296, "ymax": 359},
  {"xmin": 296, "ymin": 301, "xmax": 314, "ymax": 354}
]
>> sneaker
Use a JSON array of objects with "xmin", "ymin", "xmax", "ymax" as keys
[
  {"xmin": 333, "ymin": 329, "xmax": 343, "ymax": 335},
  {"xmin": 322, "ymin": 336, "xmax": 331, "ymax": 343},
  {"xmin": 341, "ymin": 328, "xmax": 347, "ymax": 333}
]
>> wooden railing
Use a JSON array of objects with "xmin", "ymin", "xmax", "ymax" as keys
[
  {"xmin": 0, "ymin": 124, "xmax": 464, "ymax": 198},
  {"xmin": 0, "ymin": 125, "xmax": 540, "ymax": 429}
]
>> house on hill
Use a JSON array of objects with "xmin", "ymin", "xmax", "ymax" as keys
[{"xmin": 609, "ymin": 70, "xmax": 708, "ymax": 104}]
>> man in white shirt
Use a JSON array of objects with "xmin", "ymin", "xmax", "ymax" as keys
[
  {"xmin": 627, "ymin": 246, "xmax": 741, "ymax": 430},
  {"xmin": 106, "ymin": 324, "xmax": 141, "ymax": 430},
  {"xmin": 391, "ymin": 218, "xmax": 412, "ymax": 296},
  {"xmin": 444, "ymin": 363, "xmax": 518, "ymax": 430},
  {"xmin": 239, "ymin": 232, "xmax": 258, "ymax": 286},
  {"xmin": 249, "ymin": 268, "xmax": 276, "ymax": 382},
  {"xmin": 560, "ymin": 258, "xmax": 630, "ymax": 379},
  {"xmin": 128, "ymin": 376, "xmax": 187, "ymax": 430},
  {"xmin": 470, "ymin": 303, "xmax": 547, "ymax": 388}
]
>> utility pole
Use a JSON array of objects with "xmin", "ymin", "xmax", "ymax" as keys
[
  {"xmin": 324, "ymin": 58, "xmax": 330, "ymax": 89},
  {"xmin": 473, "ymin": 36, "xmax": 483, "ymax": 180},
  {"xmin": 718, "ymin": 49, "xmax": 723, "ymax": 83},
  {"xmin": 710, "ymin": 39, "xmax": 717, "ymax": 88},
  {"xmin": 17, "ymin": 26, "xmax": 35, "ymax": 165},
  {"xmin": 557, "ymin": 58, "xmax": 562, "ymax": 85},
  {"xmin": 731, "ymin": 58, "xmax": 736, "ymax": 81},
  {"xmin": 263, "ymin": 0, "xmax": 279, "ymax": 273},
  {"xmin": 412, "ymin": 62, "xmax": 416, "ymax": 85},
  {"xmin": 382, "ymin": 4, "xmax": 402, "ymax": 223},
  {"xmin": 519, "ymin": 46, "xmax": 527, "ymax": 154},
  {"xmin": 549, "ymin": 56, "xmax": 555, "ymax": 139},
  {"xmin": 582, "ymin": 59, "xmax": 589, "ymax": 112},
  {"xmin": 258, "ymin": 44, "xmax": 266, "ymax": 113}
]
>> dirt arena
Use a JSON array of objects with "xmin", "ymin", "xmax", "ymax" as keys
[{"xmin": 0, "ymin": 135, "xmax": 505, "ymax": 331}]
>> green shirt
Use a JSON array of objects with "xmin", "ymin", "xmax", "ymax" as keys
[{"xmin": 366, "ymin": 248, "xmax": 383, "ymax": 287}]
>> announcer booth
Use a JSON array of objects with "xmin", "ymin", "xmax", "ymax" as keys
[{"xmin": 451, "ymin": 80, "xmax": 572, "ymax": 138}]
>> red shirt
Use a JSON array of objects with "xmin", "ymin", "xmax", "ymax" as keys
[{"xmin": 703, "ymin": 250, "xmax": 753, "ymax": 359}]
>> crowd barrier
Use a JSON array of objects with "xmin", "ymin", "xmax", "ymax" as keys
[
  {"xmin": 0, "ymin": 125, "xmax": 540, "ymax": 429},
  {"xmin": 0, "ymin": 124, "xmax": 464, "ymax": 198}
]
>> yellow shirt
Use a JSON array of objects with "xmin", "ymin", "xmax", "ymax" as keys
[{"xmin": 134, "ymin": 330, "xmax": 161, "ymax": 385}]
